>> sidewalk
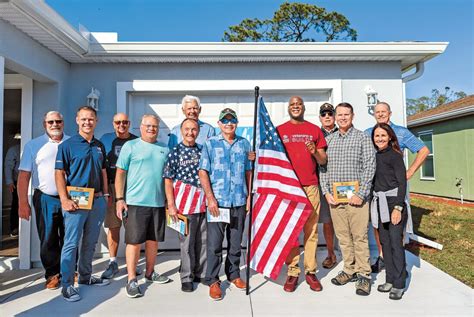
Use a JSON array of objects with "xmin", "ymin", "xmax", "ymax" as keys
[{"xmin": 1, "ymin": 250, "xmax": 472, "ymax": 316}]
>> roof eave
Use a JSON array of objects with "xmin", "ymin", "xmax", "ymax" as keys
[{"xmin": 408, "ymin": 105, "xmax": 474, "ymax": 127}]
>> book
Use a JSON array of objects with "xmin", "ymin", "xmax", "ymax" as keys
[
  {"xmin": 207, "ymin": 207, "xmax": 230, "ymax": 223},
  {"xmin": 166, "ymin": 214, "xmax": 188, "ymax": 236}
]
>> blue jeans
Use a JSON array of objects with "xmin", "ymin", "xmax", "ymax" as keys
[{"xmin": 61, "ymin": 197, "xmax": 106, "ymax": 288}]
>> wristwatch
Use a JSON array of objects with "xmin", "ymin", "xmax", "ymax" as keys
[
  {"xmin": 115, "ymin": 197, "xmax": 124, "ymax": 203},
  {"xmin": 393, "ymin": 205, "xmax": 403, "ymax": 212}
]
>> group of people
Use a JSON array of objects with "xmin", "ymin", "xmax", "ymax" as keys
[{"xmin": 16, "ymin": 94, "xmax": 428, "ymax": 303}]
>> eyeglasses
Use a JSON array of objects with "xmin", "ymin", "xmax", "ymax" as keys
[
  {"xmin": 141, "ymin": 124, "xmax": 158, "ymax": 130},
  {"xmin": 320, "ymin": 112, "xmax": 334, "ymax": 117},
  {"xmin": 45, "ymin": 120, "xmax": 63, "ymax": 125},
  {"xmin": 220, "ymin": 118, "xmax": 238, "ymax": 124},
  {"xmin": 114, "ymin": 120, "xmax": 130, "ymax": 125}
]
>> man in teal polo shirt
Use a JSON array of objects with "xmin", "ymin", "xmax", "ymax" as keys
[{"xmin": 115, "ymin": 114, "xmax": 170, "ymax": 298}]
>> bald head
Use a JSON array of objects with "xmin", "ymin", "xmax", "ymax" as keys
[{"xmin": 113, "ymin": 112, "xmax": 131, "ymax": 138}]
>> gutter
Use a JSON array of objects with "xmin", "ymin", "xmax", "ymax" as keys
[
  {"xmin": 402, "ymin": 62, "xmax": 424, "ymax": 83},
  {"xmin": 9, "ymin": 0, "xmax": 89, "ymax": 55},
  {"xmin": 408, "ymin": 105, "xmax": 474, "ymax": 127}
]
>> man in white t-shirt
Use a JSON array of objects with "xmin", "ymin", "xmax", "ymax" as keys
[{"xmin": 17, "ymin": 111, "xmax": 69, "ymax": 290}]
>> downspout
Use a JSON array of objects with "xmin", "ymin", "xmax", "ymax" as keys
[{"xmin": 402, "ymin": 62, "xmax": 425, "ymax": 83}]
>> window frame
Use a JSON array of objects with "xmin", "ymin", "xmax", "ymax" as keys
[{"xmin": 418, "ymin": 130, "xmax": 435, "ymax": 181}]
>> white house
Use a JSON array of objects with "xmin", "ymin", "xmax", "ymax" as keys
[{"xmin": 0, "ymin": 0, "xmax": 448, "ymax": 269}]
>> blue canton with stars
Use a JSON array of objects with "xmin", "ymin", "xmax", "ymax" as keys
[
  {"xmin": 257, "ymin": 98, "xmax": 285, "ymax": 153},
  {"xmin": 163, "ymin": 142, "xmax": 202, "ymax": 187}
]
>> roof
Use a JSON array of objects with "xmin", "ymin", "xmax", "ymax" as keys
[
  {"xmin": 0, "ymin": 0, "xmax": 448, "ymax": 68},
  {"xmin": 407, "ymin": 95, "xmax": 474, "ymax": 127}
]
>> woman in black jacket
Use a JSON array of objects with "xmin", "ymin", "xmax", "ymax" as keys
[{"xmin": 371, "ymin": 123, "xmax": 407, "ymax": 300}]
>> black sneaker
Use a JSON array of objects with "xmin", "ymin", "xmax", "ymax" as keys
[
  {"xmin": 331, "ymin": 271, "xmax": 357, "ymax": 286},
  {"xmin": 371, "ymin": 256, "xmax": 385, "ymax": 273},
  {"xmin": 62, "ymin": 285, "xmax": 81, "ymax": 302},
  {"xmin": 126, "ymin": 279, "xmax": 143, "ymax": 298},
  {"xmin": 101, "ymin": 261, "xmax": 119, "ymax": 279},
  {"xmin": 355, "ymin": 275, "xmax": 371, "ymax": 296},
  {"xmin": 181, "ymin": 282, "xmax": 194, "ymax": 292},
  {"xmin": 78, "ymin": 275, "xmax": 110, "ymax": 286}
]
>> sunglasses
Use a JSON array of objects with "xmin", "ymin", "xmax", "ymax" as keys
[
  {"xmin": 220, "ymin": 118, "xmax": 238, "ymax": 124},
  {"xmin": 46, "ymin": 120, "xmax": 63, "ymax": 125},
  {"xmin": 320, "ymin": 112, "xmax": 334, "ymax": 117},
  {"xmin": 114, "ymin": 120, "xmax": 130, "ymax": 125}
]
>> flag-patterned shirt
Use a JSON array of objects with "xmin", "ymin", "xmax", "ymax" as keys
[{"xmin": 163, "ymin": 142, "xmax": 205, "ymax": 214}]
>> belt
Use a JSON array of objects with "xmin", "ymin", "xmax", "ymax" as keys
[
  {"xmin": 34, "ymin": 188, "xmax": 60, "ymax": 199},
  {"xmin": 371, "ymin": 187, "xmax": 398, "ymax": 228}
]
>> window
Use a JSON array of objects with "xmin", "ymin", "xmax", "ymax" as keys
[{"xmin": 419, "ymin": 131, "xmax": 435, "ymax": 179}]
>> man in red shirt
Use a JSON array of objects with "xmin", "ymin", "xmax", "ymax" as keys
[{"xmin": 277, "ymin": 96, "xmax": 327, "ymax": 292}]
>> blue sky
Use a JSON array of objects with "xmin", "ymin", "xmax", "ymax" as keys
[{"xmin": 47, "ymin": 0, "xmax": 473, "ymax": 99}]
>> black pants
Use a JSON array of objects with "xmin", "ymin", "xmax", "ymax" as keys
[
  {"xmin": 9, "ymin": 184, "xmax": 19, "ymax": 232},
  {"xmin": 33, "ymin": 190, "xmax": 65, "ymax": 279},
  {"xmin": 378, "ymin": 208, "xmax": 408, "ymax": 289},
  {"xmin": 205, "ymin": 205, "xmax": 246, "ymax": 285}
]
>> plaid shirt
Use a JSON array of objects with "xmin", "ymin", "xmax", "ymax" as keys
[{"xmin": 320, "ymin": 126, "xmax": 376, "ymax": 201}]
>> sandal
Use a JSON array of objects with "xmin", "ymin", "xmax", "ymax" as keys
[{"xmin": 322, "ymin": 256, "xmax": 337, "ymax": 269}]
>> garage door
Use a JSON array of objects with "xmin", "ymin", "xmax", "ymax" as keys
[{"xmin": 128, "ymin": 90, "xmax": 331, "ymax": 249}]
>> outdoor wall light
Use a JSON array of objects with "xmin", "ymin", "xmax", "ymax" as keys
[
  {"xmin": 87, "ymin": 87, "xmax": 100, "ymax": 111},
  {"xmin": 365, "ymin": 85, "xmax": 378, "ymax": 115}
]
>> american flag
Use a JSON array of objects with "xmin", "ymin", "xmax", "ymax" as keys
[
  {"xmin": 173, "ymin": 180, "xmax": 206, "ymax": 215},
  {"xmin": 249, "ymin": 97, "xmax": 313, "ymax": 280}
]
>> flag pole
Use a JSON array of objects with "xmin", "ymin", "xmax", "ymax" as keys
[{"xmin": 246, "ymin": 86, "xmax": 259, "ymax": 295}]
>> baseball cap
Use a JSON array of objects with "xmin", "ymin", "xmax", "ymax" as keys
[
  {"xmin": 319, "ymin": 103, "xmax": 335, "ymax": 115},
  {"xmin": 219, "ymin": 108, "xmax": 237, "ymax": 120}
]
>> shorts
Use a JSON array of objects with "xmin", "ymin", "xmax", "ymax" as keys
[
  {"xmin": 318, "ymin": 186, "xmax": 332, "ymax": 224},
  {"xmin": 124, "ymin": 205, "xmax": 166, "ymax": 244},
  {"xmin": 104, "ymin": 185, "xmax": 122, "ymax": 229}
]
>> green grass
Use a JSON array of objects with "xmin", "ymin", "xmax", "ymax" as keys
[{"xmin": 407, "ymin": 197, "xmax": 474, "ymax": 287}]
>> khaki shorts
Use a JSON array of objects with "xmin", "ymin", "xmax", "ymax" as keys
[{"xmin": 104, "ymin": 185, "xmax": 122, "ymax": 229}]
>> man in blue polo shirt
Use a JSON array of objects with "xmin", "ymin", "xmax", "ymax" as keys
[
  {"xmin": 365, "ymin": 101, "xmax": 429, "ymax": 273},
  {"xmin": 168, "ymin": 95, "xmax": 215, "ymax": 149},
  {"xmin": 17, "ymin": 111, "xmax": 69, "ymax": 290},
  {"xmin": 55, "ymin": 106, "xmax": 110, "ymax": 302},
  {"xmin": 199, "ymin": 108, "xmax": 252, "ymax": 301}
]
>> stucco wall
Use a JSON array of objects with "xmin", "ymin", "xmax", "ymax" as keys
[
  {"xmin": 408, "ymin": 115, "xmax": 474, "ymax": 201},
  {"xmin": 65, "ymin": 61, "xmax": 402, "ymax": 136},
  {"xmin": 0, "ymin": 18, "xmax": 71, "ymax": 137}
]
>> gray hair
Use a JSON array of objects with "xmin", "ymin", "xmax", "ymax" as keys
[
  {"xmin": 43, "ymin": 111, "xmax": 63, "ymax": 121},
  {"xmin": 141, "ymin": 114, "xmax": 160, "ymax": 125},
  {"xmin": 375, "ymin": 101, "xmax": 392, "ymax": 112},
  {"xmin": 181, "ymin": 95, "xmax": 201, "ymax": 109}
]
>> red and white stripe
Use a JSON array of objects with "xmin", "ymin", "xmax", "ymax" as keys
[
  {"xmin": 173, "ymin": 180, "xmax": 206, "ymax": 215},
  {"xmin": 249, "ymin": 148, "xmax": 313, "ymax": 280}
]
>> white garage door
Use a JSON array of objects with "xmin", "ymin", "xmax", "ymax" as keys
[{"xmin": 128, "ymin": 90, "xmax": 331, "ymax": 249}]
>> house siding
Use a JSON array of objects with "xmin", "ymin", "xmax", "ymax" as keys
[{"xmin": 408, "ymin": 115, "xmax": 474, "ymax": 201}]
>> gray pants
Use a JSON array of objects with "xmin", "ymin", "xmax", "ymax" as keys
[{"xmin": 179, "ymin": 213, "xmax": 207, "ymax": 283}]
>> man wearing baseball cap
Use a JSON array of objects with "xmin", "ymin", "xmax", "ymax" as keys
[{"xmin": 199, "ymin": 108, "xmax": 253, "ymax": 301}]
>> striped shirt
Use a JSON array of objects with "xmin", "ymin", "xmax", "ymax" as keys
[{"xmin": 320, "ymin": 126, "xmax": 376, "ymax": 201}]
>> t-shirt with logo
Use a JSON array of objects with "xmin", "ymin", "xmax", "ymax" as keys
[
  {"xmin": 100, "ymin": 132, "xmax": 138, "ymax": 183},
  {"xmin": 277, "ymin": 120, "xmax": 327, "ymax": 186},
  {"xmin": 116, "ymin": 138, "xmax": 169, "ymax": 207}
]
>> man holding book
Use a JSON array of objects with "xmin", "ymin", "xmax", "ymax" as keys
[{"xmin": 164, "ymin": 118, "xmax": 207, "ymax": 293}]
